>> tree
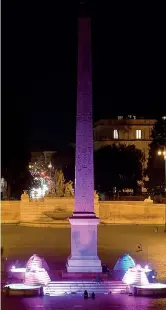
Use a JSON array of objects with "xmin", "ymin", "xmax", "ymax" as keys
[
  {"xmin": 1, "ymin": 154, "xmax": 31, "ymax": 199},
  {"xmin": 145, "ymin": 117, "xmax": 166, "ymax": 193},
  {"xmin": 29, "ymin": 156, "xmax": 53, "ymax": 197},
  {"xmin": 94, "ymin": 144, "xmax": 143, "ymax": 194},
  {"xmin": 52, "ymin": 146, "xmax": 75, "ymax": 184}
]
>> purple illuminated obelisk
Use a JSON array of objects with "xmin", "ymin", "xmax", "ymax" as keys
[{"xmin": 67, "ymin": 17, "xmax": 102, "ymax": 272}]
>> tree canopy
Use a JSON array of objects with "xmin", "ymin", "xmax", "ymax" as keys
[
  {"xmin": 145, "ymin": 117, "xmax": 166, "ymax": 193},
  {"xmin": 1, "ymin": 153, "xmax": 31, "ymax": 199},
  {"xmin": 52, "ymin": 145, "xmax": 75, "ymax": 183},
  {"xmin": 94, "ymin": 144, "xmax": 143, "ymax": 194}
]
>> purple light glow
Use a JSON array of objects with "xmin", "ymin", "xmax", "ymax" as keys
[
  {"xmin": 26, "ymin": 254, "xmax": 43, "ymax": 270},
  {"xmin": 135, "ymin": 283, "xmax": 166, "ymax": 289},
  {"xmin": 122, "ymin": 265, "xmax": 149, "ymax": 286},
  {"xmin": 75, "ymin": 18, "xmax": 94, "ymax": 213},
  {"xmin": 133, "ymin": 283, "xmax": 166, "ymax": 296},
  {"xmin": 24, "ymin": 254, "xmax": 50, "ymax": 286},
  {"xmin": 24, "ymin": 268, "xmax": 50, "ymax": 286},
  {"xmin": 67, "ymin": 17, "xmax": 102, "ymax": 272},
  {"xmin": 10, "ymin": 267, "xmax": 26, "ymax": 273},
  {"xmin": 4, "ymin": 284, "xmax": 41, "ymax": 290}
]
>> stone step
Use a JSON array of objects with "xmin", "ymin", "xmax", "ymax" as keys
[
  {"xmin": 48, "ymin": 283, "xmax": 126, "ymax": 287},
  {"xmin": 50, "ymin": 281, "xmax": 123, "ymax": 283},
  {"xmin": 44, "ymin": 281, "xmax": 128, "ymax": 295},
  {"xmin": 49, "ymin": 281, "xmax": 125, "ymax": 285},
  {"xmin": 47, "ymin": 286, "xmax": 126, "ymax": 288}
]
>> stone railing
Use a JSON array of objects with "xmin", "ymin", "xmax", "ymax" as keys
[
  {"xmin": 19, "ymin": 196, "xmax": 100, "ymax": 224},
  {"xmin": 1, "ymin": 201, "xmax": 20, "ymax": 223},
  {"xmin": 1, "ymin": 197, "xmax": 165, "ymax": 226},
  {"xmin": 99, "ymin": 201, "xmax": 165, "ymax": 225},
  {"xmin": 0, "ymin": 195, "xmax": 99, "ymax": 225}
]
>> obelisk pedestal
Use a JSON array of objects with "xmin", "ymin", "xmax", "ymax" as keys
[
  {"xmin": 67, "ymin": 213, "xmax": 101, "ymax": 272},
  {"xmin": 67, "ymin": 17, "xmax": 102, "ymax": 273}
]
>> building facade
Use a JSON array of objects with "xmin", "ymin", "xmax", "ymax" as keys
[
  {"xmin": 30, "ymin": 151, "xmax": 56, "ymax": 165},
  {"xmin": 94, "ymin": 117, "xmax": 156, "ymax": 169}
]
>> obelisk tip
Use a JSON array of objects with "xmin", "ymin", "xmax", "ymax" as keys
[{"xmin": 79, "ymin": 0, "xmax": 91, "ymax": 17}]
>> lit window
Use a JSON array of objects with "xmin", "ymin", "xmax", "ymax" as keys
[
  {"xmin": 136, "ymin": 129, "xmax": 142, "ymax": 139},
  {"xmin": 118, "ymin": 116, "xmax": 123, "ymax": 120},
  {"xmin": 113, "ymin": 129, "xmax": 119, "ymax": 139}
]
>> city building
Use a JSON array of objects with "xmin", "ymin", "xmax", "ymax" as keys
[
  {"xmin": 94, "ymin": 116, "xmax": 156, "ymax": 169},
  {"xmin": 30, "ymin": 151, "xmax": 56, "ymax": 165}
]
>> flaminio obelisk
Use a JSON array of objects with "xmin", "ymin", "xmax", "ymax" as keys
[{"xmin": 67, "ymin": 13, "xmax": 102, "ymax": 273}]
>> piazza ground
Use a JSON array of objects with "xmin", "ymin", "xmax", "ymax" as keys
[
  {"xmin": 1, "ymin": 224, "xmax": 166, "ymax": 281},
  {"xmin": 2, "ymin": 294, "xmax": 166, "ymax": 310}
]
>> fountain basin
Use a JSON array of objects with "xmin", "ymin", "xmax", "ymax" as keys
[
  {"xmin": 132, "ymin": 283, "xmax": 166, "ymax": 297},
  {"xmin": 3, "ymin": 284, "xmax": 42, "ymax": 296}
]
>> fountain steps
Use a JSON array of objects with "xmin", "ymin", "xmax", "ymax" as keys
[{"xmin": 44, "ymin": 281, "xmax": 128, "ymax": 295}]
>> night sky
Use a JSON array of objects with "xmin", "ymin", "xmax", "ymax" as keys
[{"xmin": 2, "ymin": 0, "xmax": 165, "ymax": 168}]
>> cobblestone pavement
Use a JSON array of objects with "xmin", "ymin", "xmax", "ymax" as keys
[
  {"xmin": 2, "ymin": 294, "xmax": 166, "ymax": 310},
  {"xmin": 2, "ymin": 225, "xmax": 166, "ymax": 309},
  {"xmin": 2, "ymin": 224, "xmax": 166, "ymax": 281}
]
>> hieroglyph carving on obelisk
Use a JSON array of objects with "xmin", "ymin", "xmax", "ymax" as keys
[{"xmin": 67, "ymin": 17, "xmax": 102, "ymax": 273}]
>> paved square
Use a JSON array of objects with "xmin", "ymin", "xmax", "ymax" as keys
[{"xmin": 2, "ymin": 224, "xmax": 166, "ymax": 281}]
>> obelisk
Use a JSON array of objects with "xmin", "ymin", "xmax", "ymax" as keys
[{"xmin": 67, "ymin": 17, "xmax": 102, "ymax": 272}]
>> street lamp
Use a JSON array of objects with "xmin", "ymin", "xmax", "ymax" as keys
[
  {"xmin": 48, "ymin": 162, "xmax": 52, "ymax": 178},
  {"xmin": 157, "ymin": 147, "xmax": 166, "ymax": 232}
]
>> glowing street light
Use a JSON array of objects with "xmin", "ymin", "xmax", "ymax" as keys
[
  {"xmin": 48, "ymin": 163, "xmax": 52, "ymax": 169},
  {"xmin": 48, "ymin": 162, "xmax": 52, "ymax": 178},
  {"xmin": 158, "ymin": 149, "xmax": 166, "ymax": 159}
]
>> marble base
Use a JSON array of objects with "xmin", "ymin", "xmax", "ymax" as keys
[
  {"xmin": 67, "ymin": 212, "xmax": 102, "ymax": 273},
  {"xmin": 67, "ymin": 258, "xmax": 102, "ymax": 273}
]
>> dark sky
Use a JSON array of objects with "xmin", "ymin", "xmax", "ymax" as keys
[{"xmin": 2, "ymin": 0, "xmax": 165, "ymax": 165}]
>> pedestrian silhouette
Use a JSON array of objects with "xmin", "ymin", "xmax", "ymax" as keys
[
  {"xmin": 136, "ymin": 244, "xmax": 143, "ymax": 252},
  {"xmin": 92, "ymin": 292, "xmax": 95, "ymax": 299},
  {"xmin": 84, "ymin": 290, "xmax": 88, "ymax": 299}
]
